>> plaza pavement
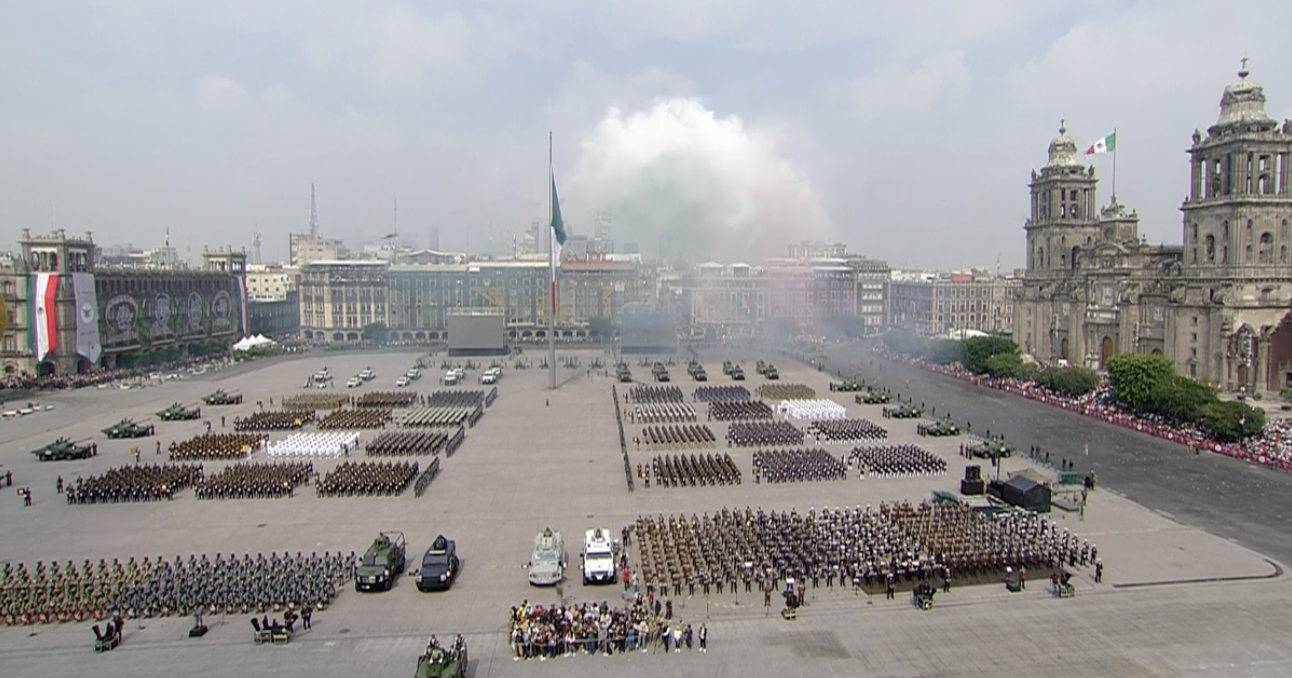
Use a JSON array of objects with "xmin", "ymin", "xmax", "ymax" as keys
[{"xmin": 0, "ymin": 348, "xmax": 1289, "ymax": 678}]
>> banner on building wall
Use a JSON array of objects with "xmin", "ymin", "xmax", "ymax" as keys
[
  {"xmin": 235, "ymin": 276, "xmax": 249, "ymax": 337},
  {"xmin": 29, "ymin": 273, "xmax": 60, "ymax": 361},
  {"xmin": 72, "ymin": 272, "xmax": 102, "ymax": 363}
]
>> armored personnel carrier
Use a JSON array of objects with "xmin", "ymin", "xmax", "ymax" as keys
[
  {"xmin": 102, "ymin": 418, "xmax": 156, "ymax": 439},
  {"xmin": 616, "ymin": 363, "xmax": 633, "ymax": 383},
  {"xmin": 919, "ymin": 418, "xmax": 962, "ymax": 437},
  {"xmin": 829, "ymin": 377, "xmax": 862, "ymax": 392},
  {"xmin": 857, "ymin": 389, "xmax": 891, "ymax": 405},
  {"xmin": 883, "ymin": 403, "xmax": 924, "ymax": 419},
  {"xmin": 967, "ymin": 438, "xmax": 1016, "ymax": 459},
  {"xmin": 356, "ymin": 531, "xmax": 407, "ymax": 592},
  {"xmin": 722, "ymin": 360, "xmax": 735, "ymax": 375},
  {"xmin": 688, "ymin": 361, "xmax": 708, "ymax": 381},
  {"xmin": 415, "ymin": 636, "xmax": 468, "ymax": 678},
  {"xmin": 32, "ymin": 437, "xmax": 97, "ymax": 461},
  {"xmin": 157, "ymin": 403, "xmax": 201, "ymax": 421},
  {"xmin": 730, "ymin": 365, "xmax": 746, "ymax": 380},
  {"xmin": 652, "ymin": 362, "xmax": 670, "ymax": 382},
  {"xmin": 202, "ymin": 389, "xmax": 243, "ymax": 406},
  {"xmin": 762, "ymin": 364, "xmax": 780, "ymax": 380},
  {"xmin": 756, "ymin": 360, "xmax": 768, "ymax": 375}
]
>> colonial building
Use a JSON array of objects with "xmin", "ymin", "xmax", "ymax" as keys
[
  {"xmin": 889, "ymin": 272, "xmax": 1020, "ymax": 337},
  {"xmin": 1016, "ymin": 66, "xmax": 1292, "ymax": 391}
]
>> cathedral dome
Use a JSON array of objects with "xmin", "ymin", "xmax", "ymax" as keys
[
  {"xmin": 1216, "ymin": 62, "xmax": 1271, "ymax": 127},
  {"xmin": 1045, "ymin": 121, "xmax": 1081, "ymax": 169}
]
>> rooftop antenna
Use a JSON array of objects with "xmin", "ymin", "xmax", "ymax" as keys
[
  {"xmin": 381, "ymin": 198, "xmax": 398, "ymax": 241},
  {"xmin": 308, "ymin": 183, "xmax": 320, "ymax": 238},
  {"xmin": 165, "ymin": 226, "xmax": 171, "ymax": 248},
  {"xmin": 996, "ymin": 252, "xmax": 1001, "ymax": 277},
  {"xmin": 251, "ymin": 225, "xmax": 262, "ymax": 265}
]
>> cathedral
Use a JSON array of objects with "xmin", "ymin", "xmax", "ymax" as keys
[{"xmin": 1016, "ymin": 65, "xmax": 1292, "ymax": 392}]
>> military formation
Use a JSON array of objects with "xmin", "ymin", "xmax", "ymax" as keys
[
  {"xmin": 630, "ymin": 385, "xmax": 684, "ymax": 403},
  {"xmin": 66, "ymin": 463, "xmax": 203, "ymax": 504},
  {"xmin": 634, "ymin": 502, "xmax": 1091, "ymax": 597},
  {"xmin": 235, "ymin": 410, "xmax": 315, "ymax": 432},
  {"xmin": 281, "ymin": 394, "xmax": 348, "ymax": 411},
  {"xmin": 355, "ymin": 391, "xmax": 418, "ymax": 408},
  {"xmin": 726, "ymin": 421, "xmax": 804, "ymax": 447},
  {"xmin": 848, "ymin": 444, "xmax": 948, "ymax": 477},
  {"xmin": 316, "ymin": 460, "xmax": 419, "ymax": 497},
  {"xmin": 708, "ymin": 400, "xmax": 774, "ymax": 421},
  {"xmin": 168, "ymin": 432, "xmax": 265, "ymax": 461},
  {"xmin": 752, "ymin": 448, "xmax": 847, "ymax": 483},
  {"xmin": 194, "ymin": 461, "xmax": 313, "ymax": 499},
  {"xmin": 317, "ymin": 408, "xmax": 392, "ymax": 430},
  {"xmin": 693, "ymin": 386, "xmax": 751, "ymax": 402},
  {"xmin": 365, "ymin": 431, "xmax": 450, "ymax": 456},
  {"xmin": 401, "ymin": 407, "xmax": 472, "ymax": 427},
  {"xmin": 755, "ymin": 384, "xmax": 816, "ymax": 401},
  {"xmin": 648, "ymin": 452, "xmax": 742, "ymax": 487},
  {"xmin": 808, "ymin": 418, "xmax": 887, "ymax": 442},
  {"xmin": 630, "ymin": 403, "xmax": 696, "ymax": 424},
  {"xmin": 427, "ymin": 390, "xmax": 485, "ymax": 407},
  {"xmin": 638, "ymin": 424, "xmax": 717, "ymax": 447}
]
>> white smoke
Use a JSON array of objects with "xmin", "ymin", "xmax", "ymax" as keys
[{"xmin": 567, "ymin": 98, "xmax": 830, "ymax": 262}]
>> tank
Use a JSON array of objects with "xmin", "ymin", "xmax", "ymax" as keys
[
  {"xmin": 829, "ymin": 377, "xmax": 862, "ymax": 392},
  {"xmin": 202, "ymin": 390, "xmax": 243, "ymax": 405},
  {"xmin": 102, "ymin": 418, "xmax": 156, "ymax": 439},
  {"xmin": 32, "ymin": 437, "xmax": 97, "ymax": 461},
  {"xmin": 156, "ymin": 403, "xmax": 202, "ymax": 421}
]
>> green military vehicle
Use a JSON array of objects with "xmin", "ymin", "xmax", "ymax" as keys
[
  {"xmin": 356, "ymin": 531, "xmax": 407, "ymax": 592},
  {"xmin": 156, "ymin": 403, "xmax": 202, "ymax": 421},
  {"xmin": 688, "ymin": 361, "xmax": 708, "ymax": 381},
  {"xmin": 652, "ymin": 362, "xmax": 670, "ymax": 382},
  {"xmin": 967, "ymin": 438, "xmax": 1016, "ymax": 459},
  {"xmin": 722, "ymin": 360, "xmax": 735, "ymax": 375},
  {"xmin": 829, "ymin": 377, "xmax": 863, "ymax": 392},
  {"xmin": 882, "ymin": 403, "xmax": 924, "ymax": 419},
  {"xmin": 856, "ymin": 389, "xmax": 891, "ymax": 405},
  {"xmin": 32, "ymin": 437, "xmax": 97, "ymax": 462},
  {"xmin": 102, "ymin": 418, "xmax": 156, "ymax": 439},
  {"xmin": 763, "ymin": 364, "xmax": 780, "ymax": 380},
  {"xmin": 918, "ymin": 418, "xmax": 962, "ymax": 437},
  {"xmin": 755, "ymin": 360, "xmax": 768, "ymax": 375},
  {"xmin": 616, "ymin": 362, "xmax": 633, "ymax": 383},
  {"xmin": 730, "ymin": 365, "xmax": 746, "ymax": 380},
  {"xmin": 202, "ymin": 389, "xmax": 243, "ymax": 406},
  {"xmin": 415, "ymin": 637, "xmax": 468, "ymax": 678}
]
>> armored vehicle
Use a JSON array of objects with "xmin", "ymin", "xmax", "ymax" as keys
[
  {"xmin": 102, "ymin": 418, "xmax": 156, "ymax": 439},
  {"xmin": 415, "ymin": 636, "xmax": 468, "ymax": 678},
  {"xmin": 32, "ymin": 437, "xmax": 97, "ymax": 461},
  {"xmin": 652, "ymin": 362, "xmax": 670, "ymax": 382},
  {"xmin": 581, "ymin": 527, "xmax": 616, "ymax": 585},
  {"xmin": 829, "ymin": 377, "xmax": 862, "ymax": 392},
  {"xmin": 857, "ymin": 389, "xmax": 891, "ymax": 405},
  {"xmin": 356, "ymin": 531, "xmax": 407, "ymax": 592},
  {"xmin": 528, "ymin": 528, "xmax": 566, "ymax": 586},
  {"xmin": 730, "ymin": 366, "xmax": 746, "ymax": 380},
  {"xmin": 883, "ymin": 403, "xmax": 924, "ymax": 419},
  {"xmin": 919, "ymin": 419, "xmax": 962, "ymax": 437},
  {"xmin": 756, "ymin": 360, "xmax": 768, "ymax": 375},
  {"xmin": 416, "ymin": 535, "xmax": 460, "ymax": 592},
  {"xmin": 156, "ymin": 403, "xmax": 201, "ymax": 421},
  {"xmin": 688, "ymin": 362, "xmax": 708, "ymax": 381},
  {"xmin": 763, "ymin": 364, "xmax": 780, "ymax": 380},
  {"xmin": 967, "ymin": 438, "xmax": 1016, "ymax": 459},
  {"xmin": 202, "ymin": 389, "xmax": 243, "ymax": 406},
  {"xmin": 616, "ymin": 363, "xmax": 633, "ymax": 383},
  {"xmin": 722, "ymin": 360, "xmax": 735, "ymax": 375}
]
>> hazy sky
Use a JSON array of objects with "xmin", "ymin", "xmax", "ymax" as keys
[{"xmin": 2, "ymin": 1, "xmax": 1290, "ymax": 268}]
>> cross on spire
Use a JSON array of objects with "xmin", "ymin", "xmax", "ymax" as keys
[
  {"xmin": 1059, "ymin": 118, "xmax": 1066, "ymax": 135},
  {"xmin": 1239, "ymin": 56, "xmax": 1249, "ymax": 78}
]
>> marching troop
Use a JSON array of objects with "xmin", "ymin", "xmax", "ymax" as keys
[
  {"xmin": 365, "ymin": 430, "xmax": 449, "ymax": 456},
  {"xmin": 316, "ymin": 460, "xmax": 419, "ymax": 497},
  {"xmin": 648, "ymin": 452, "xmax": 742, "ymax": 487},
  {"xmin": 693, "ymin": 386, "xmax": 751, "ymax": 402},
  {"xmin": 281, "ymin": 394, "xmax": 348, "ymax": 411},
  {"xmin": 427, "ymin": 390, "xmax": 485, "ymax": 407},
  {"xmin": 235, "ymin": 410, "xmax": 315, "ymax": 432},
  {"xmin": 317, "ymin": 408, "xmax": 392, "ymax": 430},
  {"xmin": 401, "ymin": 407, "xmax": 472, "ymax": 427},
  {"xmin": 808, "ymin": 418, "xmax": 887, "ymax": 442},
  {"xmin": 638, "ymin": 424, "xmax": 717, "ymax": 447},
  {"xmin": 848, "ymin": 444, "xmax": 948, "ymax": 477},
  {"xmin": 755, "ymin": 384, "xmax": 816, "ymax": 401},
  {"xmin": 752, "ymin": 448, "xmax": 847, "ymax": 483},
  {"xmin": 355, "ymin": 391, "xmax": 418, "ymax": 408},
  {"xmin": 66, "ymin": 464, "xmax": 203, "ymax": 504},
  {"xmin": 631, "ymin": 403, "xmax": 696, "ymax": 424},
  {"xmin": 707, "ymin": 400, "xmax": 774, "ymax": 421},
  {"xmin": 630, "ymin": 385, "xmax": 685, "ymax": 404},
  {"xmin": 168, "ymin": 432, "xmax": 265, "ymax": 461},
  {"xmin": 194, "ymin": 461, "xmax": 313, "ymax": 500},
  {"xmin": 726, "ymin": 421, "xmax": 804, "ymax": 447}
]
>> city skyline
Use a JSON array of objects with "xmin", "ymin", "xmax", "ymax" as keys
[{"xmin": 2, "ymin": 2, "xmax": 1291, "ymax": 269}]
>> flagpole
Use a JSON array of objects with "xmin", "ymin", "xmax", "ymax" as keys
[
  {"xmin": 1111, "ymin": 127, "xmax": 1117, "ymax": 205},
  {"xmin": 548, "ymin": 131, "xmax": 557, "ymax": 391}
]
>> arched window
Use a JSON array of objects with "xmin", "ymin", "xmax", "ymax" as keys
[
  {"xmin": 1205, "ymin": 235, "xmax": 1216, "ymax": 262},
  {"xmin": 1191, "ymin": 223, "xmax": 1198, "ymax": 243},
  {"xmin": 1259, "ymin": 232, "xmax": 1274, "ymax": 263},
  {"xmin": 1223, "ymin": 221, "xmax": 1229, "ymax": 239},
  {"xmin": 1281, "ymin": 246, "xmax": 1288, "ymax": 263}
]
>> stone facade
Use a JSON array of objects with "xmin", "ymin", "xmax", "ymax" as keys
[
  {"xmin": 888, "ymin": 273, "xmax": 1020, "ymax": 337},
  {"xmin": 1016, "ymin": 67, "xmax": 1292, "ymax": 391}
]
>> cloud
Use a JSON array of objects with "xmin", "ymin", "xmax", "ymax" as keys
[
  {"xmin": 847, "ymin": 50, "xmax": 971, "ymax": 117},
  {"xmin": 566, "ymin": 98, "xmax": 830, "ymax": 261}
]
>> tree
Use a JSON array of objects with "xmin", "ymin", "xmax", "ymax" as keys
[
  {"xmin": 925, "ymin": 339, "xmax": 963, "ymax": 365},
  {"xmin": 882, "ymin": 330, "xmax": 929, "ymax": 357},
  {"xmin": 1038, "ymin": 366, "xmax": 1101, "ymax": 397},
  {"xmin": 361, "ymin": 322, "xmax": 388, "ymax": 345},
  {"xmin": 984, "ymin": 352, "xmax": 1024, "ymax": 378},
  {"xmin": 1201, "ymin": 400, "xmax": 1266, "ymax": 442},
  {"xmin": 1106, "ymin": 353, "xmax": 1176, "ymax": 412},
  {"xmin": 961, "ymin": 336, "xmax": 1019, "ymax": 374},
  {"xmin": 1145, "ymin": 374, "xmax": 1217, "ymax": 424}
]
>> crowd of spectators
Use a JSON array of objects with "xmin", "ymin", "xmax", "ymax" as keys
[
  {"xmin": 874, "ymin": 347, "xmax": 1292, "ymax": 473},
  {"xmin": 1, "ymin": 355, "xmax": 229, "ymax": 394}
]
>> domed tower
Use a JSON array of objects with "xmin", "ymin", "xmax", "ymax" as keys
[
  {"xmin": 1024, "ymin": 122, "xmax": 1101, "ymax": 275},
  {"xmin": 1182, "ymin": 62, "xmax": 1292, "ymax": 278}
]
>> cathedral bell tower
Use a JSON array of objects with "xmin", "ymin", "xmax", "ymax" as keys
[{"xmin": 1024, "ymin": 122, "xmax": 1101, "ymax": 275}]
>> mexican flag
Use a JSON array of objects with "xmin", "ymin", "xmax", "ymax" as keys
[
  {"xmin": 1085, "ymin": 131, "xmax": 1116, "ymax": 158},
  {"xmin": 549, "ymin": 175, "xmax": 566, "ymax": 314},
  {"xmin": 29, "ymin": 272, "xmax": 60, "ymax": 361}
]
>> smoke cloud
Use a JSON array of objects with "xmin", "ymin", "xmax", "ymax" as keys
[{"xmin": 567, "ymin": 98, "xmax": 830, "ymax": 262}]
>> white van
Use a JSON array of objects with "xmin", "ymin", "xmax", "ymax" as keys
[{"xmin": 581, "ymin": 527, "xmax": 616, "ymax": 585}]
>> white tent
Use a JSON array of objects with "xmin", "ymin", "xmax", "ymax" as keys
[{"xmin": 232, "ymin": 334, "xmax": 277, "ymax": 352}]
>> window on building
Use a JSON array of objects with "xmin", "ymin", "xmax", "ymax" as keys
[
  {"xmin": 1260, "ymin": 232, "xmax": 1274, "ymax": 263},
  {"xmin": 1191, "ymin": 223, "xmax": 1198, "ymax": 243},
  {"xmin": 1205, "ymin": 235, "xmax": 1216, "ymax": 261}
]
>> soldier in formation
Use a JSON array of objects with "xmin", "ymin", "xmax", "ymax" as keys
[
  {"xmin": 753, "ymin": 448, "xmax": 847, "ymax": 483},
  {"xmin": 848, "ymin": 444, "xmax": 948, "ymax": 478},
  {"xmin": 316, "ymin": 460, "xmax": 419, "ymax": 497},
  {"xmin": 649, "ymin": 453, "xmax": 742, "ymax": 487}
]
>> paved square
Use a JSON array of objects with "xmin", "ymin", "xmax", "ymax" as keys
[{"xmin": 1, "ymin": 348, "xmax": 1289, "ymax": 678}]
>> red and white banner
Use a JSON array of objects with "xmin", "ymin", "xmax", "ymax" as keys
[{"xmin": 32, "ymin": 273, "xmax": 59, "ymax": 361}]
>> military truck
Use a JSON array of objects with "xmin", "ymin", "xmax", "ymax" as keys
[
  {"xmin": 756, "ymin": 360, "xmax": 768, "ymax": 375},
  {"xmin": 202, "ymin": 389, "xmax": 243, "ymax": 405},
  {"xmin": 730, "ymin": 365, "xmax": 746, "ymax": 380},
  {"xmin": 763, "ymin": 364, "xmax": 780, "ymax": 380},
  {"xmin": 829, "ymin": 377, "xmax": 862, "ymax": 392},
  {"xmin": 356, "ymin": 531, "xmax": 407, "ymax": 592},
  {"xmin": 722, "ymin": 360, "xmax": 735, "ymax": 375},
  {"xmin": 857, "ymin": 389, "xmax": 891, "ymax": 405},
  {"xmin": 32, "ymin": 437, "xmax": 97, "ymax": 462},
  {"xmin": 652, "ymin": 362, "xmax": 670, "ymax": 383},
  {"xmin": 688, "ymin": 361, "xmax": 708, "ymax": 381},
  {"xmin": 616, "ymin": 363, "xmax": 633, "ymax": 383},
  {"xmin": 156, "ymin": 403, "xmax": 201, "ymax": 421},
  {"xmin": 528, "ymin": 528, "xmax": 566, "ymax": 586},
  {"xmin": 918, "ymin": 419, "xmax": 962, "ymax": 437},
  {"xmin": 102, "ymin": 418, "xmax": 156, "ymax": 439},
  {"xmin": 415, "ymin": 636, "xmax": 468, "ymax": 678},
  {"xmin": 882, "ymin": 403, "xmax": 924, "ymax": 419},
  {"xmin": 966, "ymin": 438, "xmax": 1016, "ymax": 459}
]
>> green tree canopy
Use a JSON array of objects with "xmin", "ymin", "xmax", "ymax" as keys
[
  {"xmin": 1038, "ymin": 366, "xmax": 1101, "ymax": 397},
  {"xmin": 361, "ymin": 321, "xmax": 388, "ymax": 345},
  {"xmin": 1106, "ymin": 353, "xmax": 1176, "ymax": 412},
  {"xmin": 1201, "ymin": 400, "xmax": 1266, "ymax": 442},
  {"xmin": 961, "ymin": 336, "xmax": 1019, "ymax": 375}
]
